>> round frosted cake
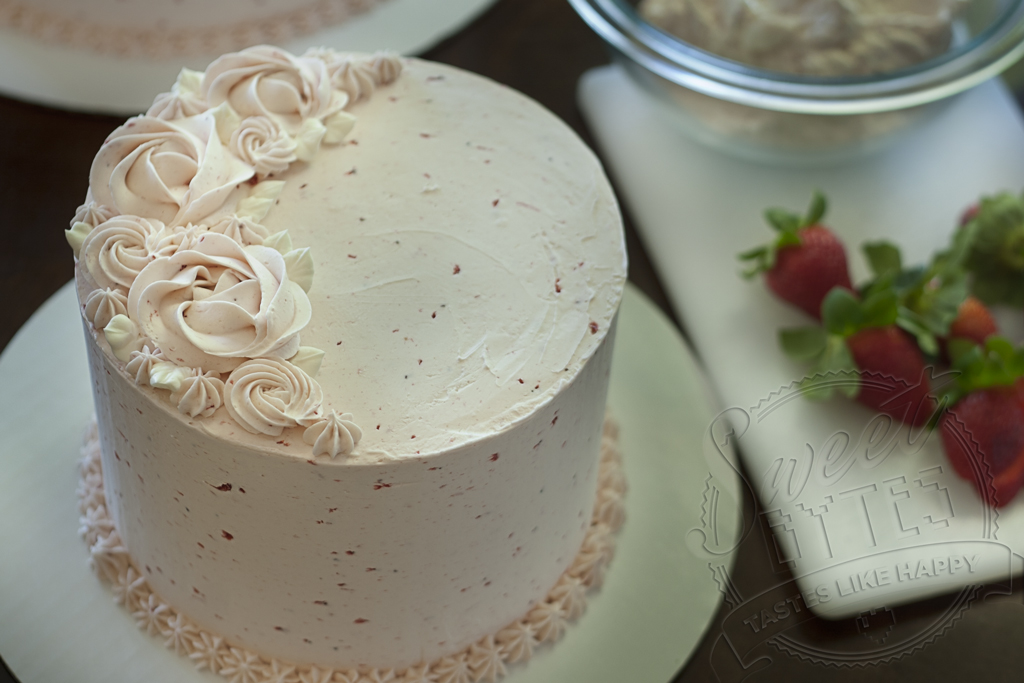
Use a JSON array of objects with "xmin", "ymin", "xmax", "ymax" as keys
[{"xmin": 70, "ymin": 46, "xmax": 627, "ymax": 678}]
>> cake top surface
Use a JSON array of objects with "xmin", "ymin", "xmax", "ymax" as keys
[{"xmin": 72, "ymin": 47, "xmax": 627, "ymax": 462}]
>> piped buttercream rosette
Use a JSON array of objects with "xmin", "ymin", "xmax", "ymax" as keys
[
  {"xmin": 126, "ymin": 233, "xmax": 311, "ymax": 374},
  {"xmin": 89, "ymin": 111, "xmax": 254, "ymax": 227},
  {"xmin": 224, "ymin": 357, "xmax": 323, "ymax": 436},
  {"xmin": 201, "ymin": 45, "xmax": 340, "ymax": 137},
  {"xmin": 71, "ymin": 45, "xmax": 409, "ymax": 455}
]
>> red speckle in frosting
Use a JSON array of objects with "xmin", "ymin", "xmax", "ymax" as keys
[
  {"xmin": 373, "ymin": 481, "xmax": 392, "ymax": 490},
  {"xmin": 354, "ymin": 618, "xmax": 369, "ymax": 624},
  {"xmin": 411, "ymin": 435, "xmax": 416, "ymax": 439},
  {"xmin": 328, "ymin": 508, "xmax": 337, "ymax": 513},
  {"xmin": 431, "ymin": 311, "xmax": 436, "ymax": 319},
  {"xmin": 552, "ymin": 416, "xmax": 559, "ymax": 425},
  {"xmin": 345, "ymin": 167, "xmax": 357, "ymax": 175},
  {"xmin": 555, "ymin": 278, "xmax": 562, "ymax": 293},
  {"xmin": 346, "ymin": 550, "xmax": 355, "ymax": 555},
  {"xmin": 420, "ymin": 133, "xmax": 432, "ymax": 138},
  {"xmin": 518, "ymin": 379, "xmax": 524, "ymax": 384},
  {"xmin": 348, "ymin": 254, "xmax": 357, "ymax": 259},
  {"xmin": 589, "ymin": 321, "xmax": 599, "ymax": 334},
  {"xmin": 492, "ymin": 199, "xmax": 499, "ymax": 207},
  {"xmin": 366, "ymin": 568, "xmax": 376, "ymax": 572},
  {"xmin": 221, "ymin": 531, "xmax": 233, "ymax": 540},
  {"xmin": 239, "ymin": 488, "xmax": 245, "ymax": 493},
  {"xmin": 336, "ymin": 341, "xmax": 343, "ymax": 345},
  {"xmin": 274, "ymin": 626, "xmax": 285, "ymax": 631},
  {"xmin": 213, "ymin": 483, "xmax": 232, "ymax": 492},
  {"xmin": 490, "ymin": 453, "xmax": 499, "ymax": 461},
  {"xmin": 316, "ymin": 520, "xmax": 324, "ymax": 524},
  {"xmin": 247, "ymin": 176, "xmax": 259, "ymax": 186},
  {"xmin": 314, "ymin": 600, "xmax": 328, "ymax": 606},
  {"xmin": 453, "ymin": 264, "xmax": 461, "ymax": 275}
]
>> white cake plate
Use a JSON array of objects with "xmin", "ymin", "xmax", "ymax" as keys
[
  {"xmin": 579, "ymin": 65, "xmax": 1024, "ymax": 621},
  {"xmin": 0, "ymin": 0, "xmax": 498, "ymax": 115},
  {"xmin": 0, "ymin": 282, "xmax": 741, "ymax": 683}
]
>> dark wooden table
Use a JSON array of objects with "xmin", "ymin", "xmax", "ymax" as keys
[{"xmin": 3, "ymin": 1, "xmax": 1024, "ymax": 681}]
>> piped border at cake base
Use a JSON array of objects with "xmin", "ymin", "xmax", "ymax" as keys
[{"xmin": 76, "ymin": 416, "xmax": 626, "ymax": 683}]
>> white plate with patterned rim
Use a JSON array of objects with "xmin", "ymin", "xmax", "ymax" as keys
[
  {"xmin": 0, "ymin": 0, "xmax": 498, "ymax": 115},
  {"xmin": 0, "ymin": 281, "xmax": 741, "ymax": 683}
]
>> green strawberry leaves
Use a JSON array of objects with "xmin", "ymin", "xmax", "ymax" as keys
[
  {"xmin": 779, "ymin": 325, "xmax": 858, "ymax": 400},
  {"xmin": 822, "ymin": 287, "xmax": 898, "ymax": 336},
  {"xmin": 956, "ymin": 191, "xmax": 1024, "ymax": 306},
  {"xmin": 858, "ymin": 240, "xmax": 969, "ymax": 355},
  {"xmin": 863, "ymin": 241, "xmax": 902, "ymax": 278},
  {"xmin": 941, "ymin": 336, "xmax": 1024, "ymax": 406},
  {"xmin": 739, "ymin": 191, "xmax": 827, "ymax": 277}
]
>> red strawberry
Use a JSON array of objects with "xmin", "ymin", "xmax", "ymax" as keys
[
  {"xmin": 740, "ymin": 192, "xmax": 853, "ymax": 320},
  {"xmin": 847, "ymin": 325, "xmax": 933, "ymax": 426},
  {"xmin": 766, "ymin": 226, "xmax": 854, "ymax": 320},
  {"xmin": 948, "ymin": 296, "xmax": 997, "ymax": 346},
  {"xmin": 780, "ymin": 287, "xmax": 935, "ymax": 426},
  {"xmin": 940, "ymin": 382, "xmax": 1024, "ymax": 507}
]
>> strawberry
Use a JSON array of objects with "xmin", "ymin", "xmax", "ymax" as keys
[
  {"xmin": 779, "ymin": 287, "xmax": 935, "ymax": 426},
  {"xmin": 948, "ymin": 296, "xmax": 997, "ymax": 347},
  {"xmin": 860, "ymin": 240, "xmax": 976, "ymax": 360},
  {"xmin": 939, "ymin": 384, "xmax": 1024, "ymax": 505},
  {"xmin": 938, "ymin": 339, "xmax": 1024, "ymax": 507},
  {"xmin": 740, "ymin": 192, "xmax": 853, "ymax": 320},
  {"xmin": 846, "ymin": 325, "xmax": 934, "ymax": 427}
]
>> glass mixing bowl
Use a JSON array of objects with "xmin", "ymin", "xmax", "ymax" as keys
[{"xmin": 570, "ymin": 0, "xmax": 1024, "ymax": 164}]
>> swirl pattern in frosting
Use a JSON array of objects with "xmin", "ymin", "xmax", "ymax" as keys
[
  {"xmin": 71, "ymin": 45, "xmax": 410, "ymax": 451},
  {"xmin": 89, "ymin": 112, "xmax": 254, "ymax": 227},
  {"xmin": 127, "ymin": 233, "xmax": 311, "ymax": 373},
  {"xmin": 201, "ymin": 46, "xmax": 337, "ymax": 136},
  {"xmin": 224, "ymin": 357, "xmax": 323, "ymax": 436},
  {"xmin": 230, "ymin": 116, "xmax": 298, "ymax": 177},
  {"xmin": 80, "ymin": 216, "xmax": 168, "ymax": 290}
]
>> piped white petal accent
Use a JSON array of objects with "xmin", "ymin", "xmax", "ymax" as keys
[
  {"xmin": 66, "ymin": 222, "xmax": 93, "ymax": 259},
  {"xmin": 235, "ymin": 180, "xmax": 286, "ymax": 221},
  {"xmin": 283, "ymin": 247, "xmax": 314, "ymax": 292},
  {"xmin": 149, "ymin": 361, "xmax": 192, "ymax": 393},
  {"xmin": 289, "ymin": 346, "xmax": 325, "ymax": 378},
  {"xmin": 103, "ymin": 314, "xmax": 144, "ymax": 362}
]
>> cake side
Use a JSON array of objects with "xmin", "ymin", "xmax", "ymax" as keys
[{"xmin": 85, "ymin": 314, "xmax": 616, "ymax": 668}]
